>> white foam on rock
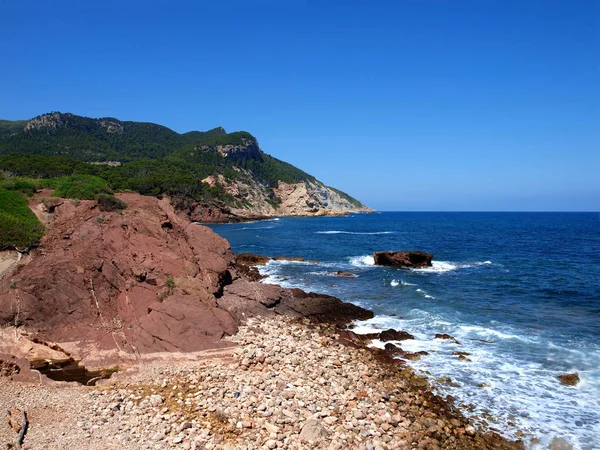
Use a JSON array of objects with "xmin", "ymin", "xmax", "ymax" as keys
[{"xmin": 349, "ymin": 255, "xmax": 375, "ymax": 267}]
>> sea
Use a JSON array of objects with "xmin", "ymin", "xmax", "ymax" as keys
[{"xmin": 208, "ymin": 212, "xmax": 600, "ymax": 449}]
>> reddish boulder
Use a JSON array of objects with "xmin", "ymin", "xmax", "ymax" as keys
[{"xmin": 373, "ymin": 251, "xmax": 433, "ymax": 268}]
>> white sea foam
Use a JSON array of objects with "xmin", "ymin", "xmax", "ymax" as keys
[
  {"xmin": 413, "ymin": 261, "xmax": 458, "ymax": 273},
  {"xmin": 412, "ymin": 260, "xmax": 493, "ymax": 273},
  {"xmin": 316, "ymin": 230, "xmax": 394, "ymax": 235},
  {"xmin": 390, "ymin": 280, "xmax": 399, "ymax": 287},
  {"xmin": 416, "ymin": 288, "xmax": 435, "ymax": 299},
  {"xmin": 349, "ymin": 255, "xmax": 375, "ymax": 267},
  {"xmin": 457, "ymin": 324, "xmax": 536, "ymax": 343},
  {"xmin": 352, "ymin": 312, "xmax": 600, "ymax": 448}
]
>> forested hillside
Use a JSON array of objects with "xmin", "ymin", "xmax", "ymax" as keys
[{"xmin": 0, "ymin": 112, "xmax": 367, "ymax": 224}]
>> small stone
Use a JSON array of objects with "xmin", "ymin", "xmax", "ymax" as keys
[
  {"xmin": 353, "ymin": 410, "xmax": 366, "ymax": 420},
  {"xmin": 264, "ymin": 423, "xmax": 279, "ymax": 434},
  {"xmin": 299, "ymin": 418, "xmax": 327, "ymax": 442}
]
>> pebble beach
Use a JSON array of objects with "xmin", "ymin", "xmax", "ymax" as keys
[{"xmin": 1, "ymin": 317, "xmax": 523, "ymax": 450}]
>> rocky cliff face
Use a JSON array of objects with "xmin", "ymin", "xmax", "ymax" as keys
[
  {"xmin": 24, "ymin": 112, "xmax": 70, "ymax": 132},
  {"xmin": 0, "ymin": 193, "xmax": 371, "ymax": 374},
  {"xmin": 197, "ymin": 176, "xmax": 372, "ymax": 222}
]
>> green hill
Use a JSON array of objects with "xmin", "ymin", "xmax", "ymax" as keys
[{"xmin": 0, "ymin": 112, "xmax": 366, "ymax": 219}]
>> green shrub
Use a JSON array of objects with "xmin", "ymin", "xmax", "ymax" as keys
[
  {"xmin": 96, "ymin": 194, "xmax": 127, "ymax": 212},
  {"xmin": 166, "ymin": 276, "xmax": 176, "ymax": 289},
  {"xmin": 0, "ymin": 178, "xmax": 36, "ymax": 196},
  {"xmin": 38, "ymin": 178, "xmax": 61, "ymax": 189},
  {"xmin": 0, "ymin": 189, "xmax": 44, "ymax": 249},
  {"xmin": 54, "ymin": 174, "xmax": 111, "ymax": 200}
]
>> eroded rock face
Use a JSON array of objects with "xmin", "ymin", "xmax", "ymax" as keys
[
  {"xmin": 373, "ymin": 251, "xmax": 433, "ymax": 268},
  {"xmin": 0, "ymin": 193, "xmax": 238, "ymax": 365}
]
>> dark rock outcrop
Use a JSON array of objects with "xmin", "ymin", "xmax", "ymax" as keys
[
  {"xmin": 379, "ymin": 329, "xmax": 415, "ymax": 342},
  {"xmin": 361, "ymin": 329, "xmax": 415, "ymax": 342},
  {"xmin": 373, "ymin": 251, "xmax": 433, "ymax": 268},
  {"xmin": 218, "ymin": 278, "xmax": 373, "ymax": 327}
]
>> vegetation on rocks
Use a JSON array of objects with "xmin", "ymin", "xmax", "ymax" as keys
[
  {"xmin": 96, "ymin": 194, "xmax": 127, "ymax": 212},
  {"xmin": 0, "ymin": 189, "xmax": 44, "ymax": 249},
  {"xmin": 54, "ymin": 174, "xmax": 112, "ymax": 200}
]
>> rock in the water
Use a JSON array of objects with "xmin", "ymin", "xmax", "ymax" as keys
[
  {"xmin": 299, "ymin": 417, "xmax": 327, "ymax": 442},
  {"xmin": 379, "ymin": 328, "xmax": 415, "ymax": 341},
  {"xmin": 373, "ymin": 251, "xmax": 433, "ymax": 268},
  {"xmin": 557, "ymin": 373, "xmax": 580, "ymax": 386},
  {"xmin": 549, "ymin": 437, "xmax": 574, "ymax": 450},
  {"xmin": 435, "ymin": 333, "xmax": 461, "ymax": 345},
  {"xmin": 234, "ymin": 253, "xmax": 271, "ymax": 266},
  {"xmin": 328, "ymin": 270, "xmax": 358, "ymax": 278}
]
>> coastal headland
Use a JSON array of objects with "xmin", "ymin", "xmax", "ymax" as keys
[{"xmin": 0, "ymin": 191, "xmax": 525, "ymax": 449}]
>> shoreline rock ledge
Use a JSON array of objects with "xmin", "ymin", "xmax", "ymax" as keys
[{"xmin": 374, "ymin": 251, "xmax": 434, "ymax": 268}]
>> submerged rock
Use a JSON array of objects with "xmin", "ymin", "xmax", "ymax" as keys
[
  {"xmin": 328, "ymin": 270, "xmax": 358, "ymax": 278},
  {"xmin": 373, "ymin": 251, "xmax": 433, "ymax": 268},
  {"xmin": 435, "ymin": 333, "xmax": 461, "ymax": 345}
]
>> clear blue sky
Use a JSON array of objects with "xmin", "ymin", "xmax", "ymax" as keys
[{"xmin": 1, "ymin": 0, "xmax": 598, "ymax": 211}]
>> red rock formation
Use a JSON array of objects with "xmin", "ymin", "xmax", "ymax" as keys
[{"xmin": 0, "ymin": 193, "xmax": 238, "ymax": 365}]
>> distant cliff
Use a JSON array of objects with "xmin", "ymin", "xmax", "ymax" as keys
[{"xmin": 0, "ymin": 112, "xmax": 372, "ymax": 221}]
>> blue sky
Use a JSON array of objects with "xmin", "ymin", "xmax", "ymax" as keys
[{"xmin": 0, "ymin": 0, "xmax": 598, "ymax": 211}]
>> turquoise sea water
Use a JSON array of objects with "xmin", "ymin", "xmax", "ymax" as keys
[{"xmin": 209, "ymin": 212, "xmax": 600, "ymax": 449}]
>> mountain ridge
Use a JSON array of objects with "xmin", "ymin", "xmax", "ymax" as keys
[{"xmin": 0, "ymin": 112, "xmax": 372, "ymax": 222}]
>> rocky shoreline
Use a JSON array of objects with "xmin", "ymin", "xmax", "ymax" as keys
[
  {"xmin": 0, "ymin": 192, "xmax": 525, "ymax": 449},
  {"xmin": 1, "ymin": 316, "xmax": 525, "ymax": 450}
]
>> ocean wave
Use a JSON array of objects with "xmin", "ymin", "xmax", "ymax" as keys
[
  {"xmin": 413, "ymin": 261, "xmax": 458, "ymax": 273},
  {"xmin": 412, "ymin": 260, "xmax": 493, "ymax": 273},
  {"xmin": 456, "ymin": 325, "xmax": 536, "ymax": 344},
  {"xmin": 390, "ymin": 280, "xmax": 399, "ymax": 287},
  {"xmin": 316, "ymin": 230, "xmax": 394, "ymax": 235},
  {"xmin": 349, "ymin": 255, "xmax": 375, "ymax": 267},
  {"xmin": 416, "ymin": 288, "xmax": 435, "ymax": 299}
]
